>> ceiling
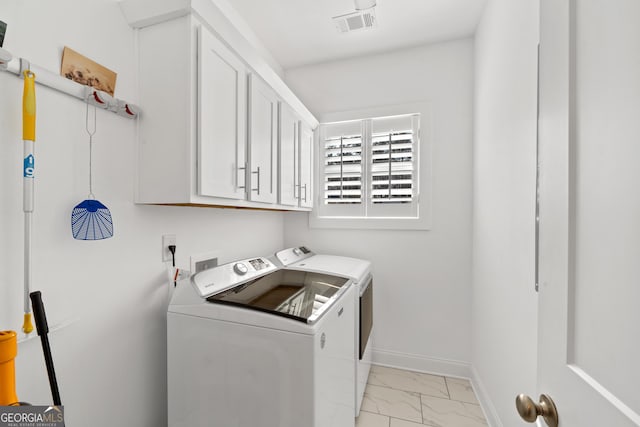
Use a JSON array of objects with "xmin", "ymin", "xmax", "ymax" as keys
[{"xmin": 227, "ymin": 0, "xmax": 487, "ymax": 70}]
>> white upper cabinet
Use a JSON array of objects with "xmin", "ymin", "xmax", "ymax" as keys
[
  {"xmin": 248, "ymin": 75, "xmax": 278, "ymax": 204},
  {"xmin": 279, "ymin": 103, "xmax": 299, "ymax": 207},
  {"xmin": 122, "ymin": 2, "xmax": 318, "ymax": 210},
  {"xmin": 299, "ymin": 123, "xmax": 314, "ymax": 208},
  {"xmin": 198, "ymin": 28, "xmax": 247, "ymax": 200}
]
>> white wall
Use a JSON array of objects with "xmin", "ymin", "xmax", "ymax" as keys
[
  {"xmin": 283, "ymin": 39, "xmax": 474, "ymax": 374},
  {"xmin": 0, "ymin": 1, "xmax": 283, "ymax": 425},
  {"xmin": 471, "ymin": 0, "xmax": 539, "ymax": 425}
]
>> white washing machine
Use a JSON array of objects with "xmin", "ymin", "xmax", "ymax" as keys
[
  {"xmin": 276, "ymin": 247, "xmax": 373, "ymax": 416},
  {"xmin": 167, "ymin": 252, "xmax": 356, "ymax": 427}
]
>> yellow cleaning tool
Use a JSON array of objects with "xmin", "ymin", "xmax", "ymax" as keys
[
  {"xmin": 0, "ymin": 331, "xmax": 19, "ymax": 405},
  {"xmin": 22, "ymin": 70, "xmax": 36, "ymax": 334},
  {"xmin": 23, "ymin": 71, "xmax": 36, "ymax": 141}
]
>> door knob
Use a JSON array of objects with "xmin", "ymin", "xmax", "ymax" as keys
[{"xmin": 516, "ymin": 394, "xmax": 558, "ymax": 427}]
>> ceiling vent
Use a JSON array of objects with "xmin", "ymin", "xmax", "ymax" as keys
[{"xmin": 332, "ymin": 9, "xmax": 377, "ymax": 33}]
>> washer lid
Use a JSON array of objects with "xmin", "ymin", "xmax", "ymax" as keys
[{"xmin": 207, "ymin": 269, "xmax": 351, "ymax": 324}]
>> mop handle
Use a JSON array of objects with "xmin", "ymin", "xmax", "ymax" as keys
[
  {"xmin": 22, "ymin": 70, "xmax": 36, "ymax": 335},
  {"xmin": 29, "ymin": 291, "xmax": 61, "ymax": 406},
  {"xmin": 23, "ymin": 71, "xmax": 36, "ymax": 141},
  {"xmin": 23, "ymin": 214, "xmax": 33, "ymax": 333}
]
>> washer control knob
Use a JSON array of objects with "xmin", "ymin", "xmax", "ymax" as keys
[
  {"xmin": 233, "ymin": 263, "xmax": 248, "ymax": 275},
  {"xmin": 293, "ymin": 248, "xmax": 302, "ymax": 256}
]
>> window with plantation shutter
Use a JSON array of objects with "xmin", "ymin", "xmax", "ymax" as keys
[{"xmin": 316, "ymin": 112, "xmax": 422, "ymax": 223}]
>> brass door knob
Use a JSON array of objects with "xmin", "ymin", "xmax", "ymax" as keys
[{"xmin": 516, "ymin": 394, "xmax": 558, "ymax": 427}]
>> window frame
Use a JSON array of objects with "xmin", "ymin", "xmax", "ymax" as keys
[{"xmin": 310, "ymin": 102, "xmax": 432, "ymax": 230}]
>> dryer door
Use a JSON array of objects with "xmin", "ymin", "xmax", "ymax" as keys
[{"xmin": 359, "ymin": 277, "xmax": 373, "ymax": 359}]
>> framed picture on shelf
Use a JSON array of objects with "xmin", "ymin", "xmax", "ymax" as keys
[
  {"xmin": 0, "ymin": 20, "xmax": 7, "ymax": 47},
  {"xmin": 60, "ymin": 46, "xmax": 117, "ymax": 96}
]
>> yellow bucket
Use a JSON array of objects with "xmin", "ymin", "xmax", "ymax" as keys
[{"xmin": 0, "ymin": 330, "xmax": 19, "ymax": 406}]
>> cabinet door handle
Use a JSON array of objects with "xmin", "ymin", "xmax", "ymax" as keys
[
  {"xmin": 294, "ymin": 184, "xmax": 300, "ymax": 200},
  {"xmin": 237, "ymin": 166, "xmax": 246, "ymax": 189},
  {"xmin": 252, "ymin": 167, "xmax": 260, "ymax": 195},
  {"xmin": 302, "ymin": 184, "xmax": 307, "ymax": 202}
]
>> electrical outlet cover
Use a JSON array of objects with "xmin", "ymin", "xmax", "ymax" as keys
[
  {"xmin": 190, "ymin": 251, "xmax": 219, "ymax": 273},
  {"xmin": 162, "ymin": 234, "xmax": 176, "ymax": 262}
]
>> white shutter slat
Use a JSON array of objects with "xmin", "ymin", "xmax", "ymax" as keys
[
  {"xmin": 326, "ymin": 189, "xmax": 362, "ymax": 196},
  {"xmin": 326, "ymin": 147, "xmax": 362, "ymax": 155},
  {"xmin": 325, "ymin": 181, "xmax": 362, "ymax": 187},
  {"xmin": 325, "ymin": 165, "xmax": 362, "ymax": 175},
  {"xmin": 371, "ymin": 163, "xmax": 413, "ymax": 176},
  {"xmin": 373, "ymin": 189, "xmax": 412, "ymax": 195},
  {"xmin": 371, "ymin": 154, "xmax": 413, "ymax": 162},
  {"xmin": 325, "ymin": 156, "xmax": 362, "ymax": 166},
  {"xmin": 371, "ymin": 134, "xmax": 412, "ymax": 144},
  {"xmin": 372, "ymin": 180, "xmax": 412, "ymax": 187},
  {"xmin": 324, "ymin": 139, "xmax": 360, "ymax": 151},
  {"xmin": 371, "ymin": 143, "xmax": 413, "ymax": 152}
]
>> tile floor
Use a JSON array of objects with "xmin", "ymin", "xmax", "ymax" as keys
[{"xmin": 356, "ymin": 365, "xmax": 488, "ymax": 427}]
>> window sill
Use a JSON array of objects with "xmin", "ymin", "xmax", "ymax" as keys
[{"xmin": 309, "ymin": 213, "xmax": 431, "ymax": 231}]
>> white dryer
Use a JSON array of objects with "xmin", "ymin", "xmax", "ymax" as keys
[
  {"xmin": 276, "ymin": 247, "xmax": 373, "ymax": 416},
  {"xmin": 168, "ymin": 252, "xmax": 356, "ymax": 427}
]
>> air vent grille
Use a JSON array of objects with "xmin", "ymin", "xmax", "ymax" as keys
[{"xmin": 332, "ymin": 9, "xmax": 377, "ymax": 33}]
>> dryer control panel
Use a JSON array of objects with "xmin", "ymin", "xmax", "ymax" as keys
[
  {"xmin": 275, "ymin": 246, "xmax": 314, "ymax": 266},
  {"xmin": 191, "ymin": 256, "xmax": 277, "ymax": 298}
]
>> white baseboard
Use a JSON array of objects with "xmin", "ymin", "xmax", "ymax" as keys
[
  {"xmin": 469, "ymin": 365, "xmax": 503, "ymax": 427},
  {"xmin": 372, "ymin": 348, "xmax": 472, "ymax": 379},
  {"xmin": 372, "ymin": 348, "xmax": 504, "ymax": 427}
]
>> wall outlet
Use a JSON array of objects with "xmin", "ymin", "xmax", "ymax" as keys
[
  {"xmin": 193, "ymin": 257, "xmax": 218, "ymax": 273},
  {"xmin": 190, "ymin": 251, "xmax": 219, "ymax": 273},
  {"xmin": 162, "ymin": 234, "xmax": 176, "ymax": 262}
]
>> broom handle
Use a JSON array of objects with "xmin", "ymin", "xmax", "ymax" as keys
[
  {"xmin": 30, "ymin": 291, "xmax": 61, "ymax": 406},
  {"xmin": 24, "ymin": 212, "xmax": 32, "ymax": 316}
]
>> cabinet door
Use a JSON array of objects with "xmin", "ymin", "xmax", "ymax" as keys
[
  {"xmin": 299, "ymin": 123, "xmax": 314, "ymax": 208},
  {"xmin": 279, "ymin": 103, "xmax": 299, "ymax": 206},
  {"xmin": 198, "ymin": 28, "xmax": 247, "ymax": 200},
  {"xmin": 248, "ymin": 75, "xmax": 278, "ymax": 204}
]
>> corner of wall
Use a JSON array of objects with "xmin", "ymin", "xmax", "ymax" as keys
[{"xmin": 470, "ymin": 365, "xmax": 503, "ymax": 427}]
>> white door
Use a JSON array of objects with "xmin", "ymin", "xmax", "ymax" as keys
[
  {"xmin": 248, "ymin": 75, "xmax": 278, "ymax": 204},
  {"xmin": 299, "ymin": 124, "xmax": 314, "ymax": 208},
  {"xmin": 279, "ymin": 102, "xmax": 299, "ymax": 207},
  {"xmin": 535, "ymin": 1, "xmax": 640, "ymax": 426},
  {"xmin": 197, "ymin": 28, "xmax": 247, "ymax": 200}
]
